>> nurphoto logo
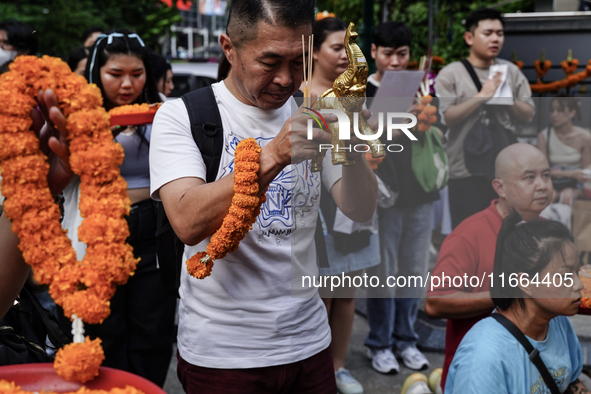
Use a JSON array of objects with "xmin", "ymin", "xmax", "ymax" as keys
[{"xmin": 304, "ymin": 108, "xmax": 418, "ymax": 153}]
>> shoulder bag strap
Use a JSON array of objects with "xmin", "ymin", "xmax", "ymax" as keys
[
  {"xmin": 181, "ymin": 85, "xmax": 224, "ymax": 183},
  {"xmin": 461, "ymin": 59, "xmax": 483, "ymax": 92},
  {"xmin": 21, "ymin": 287, "xmax": 72, "ymax": 348},
  {"xmin": 546, "ymin": 128, "xmax": 553, "ymax": 168},
  {"xmin": 490, "ymin": 313, "xmax": 561, "ymax": 394}
]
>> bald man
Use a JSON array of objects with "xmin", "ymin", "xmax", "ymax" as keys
[{"xmin": 425, "ymin": 143, "xmax": 553, "ymax": 391}]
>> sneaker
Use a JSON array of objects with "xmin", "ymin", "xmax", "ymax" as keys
[
  {"xmin": 397, "ymin": 346, "xmax": 430, "ymax": 371},
  {"xmin": 366, "ymin": 348, "xmax": 400, "ymax": 374},
  {"xmin": 335, "ymin": 368, "xmax": 363, "ymax": 394}
]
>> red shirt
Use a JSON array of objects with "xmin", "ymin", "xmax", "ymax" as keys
[{"xmin": 428, "ymin": 200, "xmax": 503, "ymax": 392}]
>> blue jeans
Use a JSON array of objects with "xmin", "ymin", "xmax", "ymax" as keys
[{"xmin": 364, "ymin": 202, "xmax": 433, "ymax": 351}]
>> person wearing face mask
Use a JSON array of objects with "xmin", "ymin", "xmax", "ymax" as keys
[
  {"xmin": 435, "ymin": 8, "xmax": 535, "ymax": 229},
  {"xmin": 0, "ymin": 19, "xmax": 38, "ymax": 71}
]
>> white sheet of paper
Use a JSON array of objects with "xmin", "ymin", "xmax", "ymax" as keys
[
  {"xmin": 486, "ymin": 64, "xmax": 514, "ymax": 106},
  {"xmin": 369, "ymin": 70, "xmax": 425, "ymax": 121}
]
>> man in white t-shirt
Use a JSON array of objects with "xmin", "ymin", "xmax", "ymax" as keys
[{"xmin": 149, "ymin": 1, "xmax": 377, "ymax": 392}]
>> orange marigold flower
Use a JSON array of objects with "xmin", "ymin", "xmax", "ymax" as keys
[
  {"xmin": 234, "ymin": 183, "xmax": 259, "ymax": 195},
  {"xmin": 234, "ymin": 161, "xmax": 260, "ymax": 173},
  {"xmin": 54, "ymin": 337, "xmax": 105, "ymax": 383},
  {"xmin": 232, "ymin": 193, "xmax": 259, "ymax": 209},
  {"xmin": 78, "ymin": 215, "xmax": 130, "ymax": 245},
  {"xmin": 186, "ymin": 252, "xmax": 214, "ymax": 279},
  {"xmin": 0, "ymin": 131, "xmax": 40, "ymax": 161},
  {"xmin": 0, "ymin": 92, "xmax": 36, "ymax": 117},
  {"xmin": 108, "ymin": 103, "xmax": 160, "ymax": 115},
  {"xmin": 0, "ymin": 114, "xmax": 33, "ymax": 133}
]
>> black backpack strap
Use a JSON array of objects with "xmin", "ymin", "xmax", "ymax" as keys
[
  {"xmin": 156, "ymin": 86, "xmax": 224, "ymax": 298},
  {"xmin": 181, "ymin": 85, "xmax": 224, "ymax": 183},
  {"xmin": 21, "ymin": 287, "xmax": 72, "ymax": 349},
  {"xmin": 461, "ymin": 59, "xmax": 483, "ymax": 92},
  {"xmin": 491, "ymin": 313, "xmax": 560, "ymax": 394}
]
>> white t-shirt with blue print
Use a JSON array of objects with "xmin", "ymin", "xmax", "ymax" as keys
[
  {"xmin": 445, "ymin": 315, "xmax": 583, "ymax": 394},
  {"xmin": 150, "ymin": 81, "xmax": 340, "ymax": 369}
]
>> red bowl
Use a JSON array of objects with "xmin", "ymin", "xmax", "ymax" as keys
[
  {"xmin": 579, "ymin": 307, "xmax": 591, "ymax": 316},
  {"xmin": 109, "ymin": 113, "xmax": 156, "ymax": 127},
  {"xmin": 0, "ymin": 364, "xmax": 166, "ymax": 393}
]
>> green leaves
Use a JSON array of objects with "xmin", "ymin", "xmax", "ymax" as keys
[
  {"xmin": 4, "ymin": 0, "xmax": 182, "ymax": 58},
  {"xmin": 316, "ymin": 0, "xmax": 535, "ymax": 64}
]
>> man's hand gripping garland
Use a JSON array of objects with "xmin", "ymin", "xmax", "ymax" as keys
[
  {"xmin": 0, "ymin": 56, "xmax": 138, "ymax": 383},
  {"xmin": 186, "ymin": 138, "xmax": 267, "ymax": 279}
]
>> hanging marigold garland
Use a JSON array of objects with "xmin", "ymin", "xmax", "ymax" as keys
[
  {"xmin": 531, "ymin": 59, "xmax": 591, "ymax": 94},
  {"xmin": 416, "ymin": 95, "xmax": 438, "ymax": 132},
  {"xmin": 186, "ymin": 138, "xmax": 267, "ymax": 279},
  {"xmin": 0, "ymin": 55, "xmax": 138, "ymax": 382}
]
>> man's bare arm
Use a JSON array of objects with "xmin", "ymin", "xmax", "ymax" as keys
[
  {"xmin": 0, "ymin": 212, "xmax": 30, "ymax": 320},
  {"xmin": 425, "ymin": 291, "xmax": 495, "ymax": 319},
  {"xmin": 565, "ymin": 379, "xmax": 591, "ymax": 394}
]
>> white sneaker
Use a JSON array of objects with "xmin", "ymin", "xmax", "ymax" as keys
[
  {"xmin": 397, "ymin": 346, "xmax": 430, "ymax": 371},
  {"xmin": 335, "ymin": 368, "xmax": 363, "ymax": 394},
  {"xmin": 366, "ymin": 348, "xmax": 400, "ymax": 374}
]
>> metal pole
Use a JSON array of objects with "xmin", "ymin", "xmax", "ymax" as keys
[
  {"xmin": 359, "ymin": 0, "xmax": 375, "ymax": 73},
  {"xmin": 428, "ymin": 0, "xmax": 434, "ymax": 50}
]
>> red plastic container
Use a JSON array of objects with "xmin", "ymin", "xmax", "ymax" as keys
[
  {"xmin": 109, "ymin": 113, "xmax": 156, "ymax": 127},
  {"xmin": 0, "ymin": 364, "xmax": 166, "ymax": 393},
  {"xmin": 579, "ymin": 306, "xmax": 591, "ymax": 316}
]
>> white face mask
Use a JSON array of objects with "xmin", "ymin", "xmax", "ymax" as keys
[{"xmin": 0, "ymin": 47, "xmax": 18, "ymax": 66}]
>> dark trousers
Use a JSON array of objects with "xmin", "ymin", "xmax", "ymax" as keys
[
  {"xmin": 85, "ymin": 199, "xmax": 176, "ymax": 387},
  {"xmin": 448, "ymin": 176, "xmax": 498, "ymax": 229},
  {"xmin": 177, "ymin": 347, "xmax": 337, "ymax": 394}
]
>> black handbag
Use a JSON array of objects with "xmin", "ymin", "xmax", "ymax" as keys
[
  {"xmin": 461, "ymin": 59, "xmax": 517, "ymax": 181},
  {"xmin": 0, "ymin": 287, "xmax": 72, "ymax": 365}
]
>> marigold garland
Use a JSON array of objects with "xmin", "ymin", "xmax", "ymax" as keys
[
  {"xmin": 186, "ymin": 138, "xmax": 266, "ymax": 279},
  {"xmin": 531, "ymin": 60, "xmax": 591, "ymax": 94},
  {"xmin": 416, "ymin": 95, "xmax": 438, "ymax": 132},
  {"xmin": 0, "ymin": 56, "xmax": 138, "ymax": 382},
  {"xmin": 0, "ymin": 380, "xmax": 145, "ymax": 394}
]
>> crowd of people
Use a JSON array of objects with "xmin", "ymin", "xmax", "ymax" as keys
[{"xmin": 1, "ymin": 1, "xmax": 591, "ymax": 394}]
